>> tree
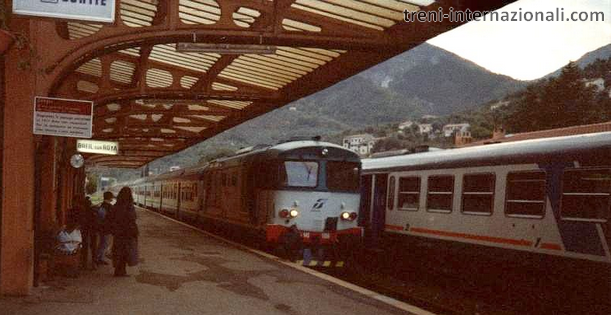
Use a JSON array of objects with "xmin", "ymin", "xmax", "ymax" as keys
[
  {"xmin": 85, "ymin": 173, "xmax": 99, "ymax": 195},
  {"xmin": 372, "ymin": 137, "xmax": 403, "ymax": 153},
  {"xmin": 504, "ymin": 62, "xmax": 598, "ymax": 132}
]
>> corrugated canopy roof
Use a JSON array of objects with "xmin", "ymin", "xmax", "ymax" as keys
[{"xmin": 41, "ymin": 0, "xmax": 515, "ymax": 168}]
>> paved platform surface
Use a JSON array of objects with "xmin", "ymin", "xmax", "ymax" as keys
[{"xmin": 0, "ymin": 209, "xmax": 424, "ymax": 315}]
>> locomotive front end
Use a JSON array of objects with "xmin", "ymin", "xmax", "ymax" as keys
[{"xmin": 261, "ymin": 142, "xmax": 362, "ymax": 262}]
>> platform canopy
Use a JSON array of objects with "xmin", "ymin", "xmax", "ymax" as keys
[{"xmin": 40, "ymin": 0, "xmax": 514, "ymax": 168}]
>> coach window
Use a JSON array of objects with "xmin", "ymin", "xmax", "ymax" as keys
[
  {"xmin": 505, "ymin": 171, "xmax": 546, "ymax": 218},
  {"xmin": 398, "ymin": 177, "xmax": 420, "ymax": 211},
  {"xmin": 426, "ymin": 175, "xmax": 454, "ymax": 213},
  {"xmin": 387, "ymin": 176, "xmax": 396, "ymax": 210},
  {"xmin": 462, "ymin": 173, "xmax": 495, "ymax": 215},
  {"xmin": 561, "ymin": 169, "xmax": 610, "ymax": 222}
]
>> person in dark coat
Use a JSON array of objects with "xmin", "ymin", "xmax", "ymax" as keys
[
  {"xmin": 78, "ymin": 195, "xmax": 97, "ymax": 270},
  {"xmin": 105, "ymin": 187, "xmax": 139, "ymax": 277}
]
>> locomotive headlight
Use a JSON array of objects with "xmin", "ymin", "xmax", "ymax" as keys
[
  {"xmin": 289, "ymin": 208, "xmax": 299, "ymax": 218},
  {"xmin": 341, "ymin": 211, "xmax": 358, "ymax": 221}
]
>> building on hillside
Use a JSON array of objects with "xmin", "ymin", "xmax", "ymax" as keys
[
  {"xmin": 398, "ymin": 121, "xmax": 434, "ymax": 137},
  {"xmin": 418, "ymin": 123, "xmax": 433, "ymax": 135},
  {"xmin": 454, "ymin": 130, "xmax": 473, "ymax": 146},
  {"xmin": 342, "ymin": 134, "xmax": 376, "ymax": 156},
  {"xmin": 585, "ymin": 78, "xmax": 605, "ymax": 92},
  {"xmin": 397, "ymin": 120, "xmax": 414, "ymax": 131},
  {"xmin": 458, "ymin": 121, "xmax": 611, "ymax": 147},
  {"xmin": 490, "ymin": 101, "xmax": 510, "ymax": 110},
  {"xmin": 442, "ymin": 123, "xmax": 470, "ymax": 137},
  {"xmin": 169, "ymin": 166, "xmax": 181, "ymax": 171}
]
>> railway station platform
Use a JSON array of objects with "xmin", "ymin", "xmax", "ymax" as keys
[{"xmin": 0, "ymin": 207, "xmax": 431, "ymax": 315}]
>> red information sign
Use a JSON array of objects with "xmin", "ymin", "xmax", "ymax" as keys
[{"xmin": 33, "ymin": 97, "xmax": 93, "ymax": 138}]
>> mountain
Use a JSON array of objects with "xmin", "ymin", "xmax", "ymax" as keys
[
  {"xmin": 382, "ymin": 44, "xmax": 527, "ymax": 115},
  {"xmin": 544, "ymin": 43, "xmax": 611, "ymax": 78},
  {"xmin": 575, "ymin": 43, "xmax": 611, "ymax": 68}
]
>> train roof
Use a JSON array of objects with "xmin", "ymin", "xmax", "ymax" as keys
[
  {"xmin": 141, "ymin": 174, "xmax": 160, "ymax": 183},
  {"xmin": 212, "ymin": 140, "xmax": 359, "ymax": 165},
  {"xmin": 131, "ymin": 177, "xmax": 147, "ymax": 185},
  {"xmin": 153, "ymin": 168, "xmax": 187, "ymax": 181},
  {"xmin": 362, "ymin": 131, "xmax": 611, "ymax": 173},
  {"xmin": 130, "ymin": 140, "xmax": 359, "ymax": 183},
  {"xmin": 270, "ymin": 140, "xmax": 355, "ymax": 157}
]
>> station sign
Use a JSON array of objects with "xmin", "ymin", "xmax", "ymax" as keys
[
  {"xmin": 33, "ymin": 96, "xmax": 93, "ymax": 138},
  {"xmin": 77, "ymin": 139, "xmax": 119, "ymax": 155},
  {"xmin": 13, "ymin": 0, "xmax": 116, "ymax": 24}
]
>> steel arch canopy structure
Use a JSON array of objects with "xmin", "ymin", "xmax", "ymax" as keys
[{"xmin": 31, "ymin": 0, "xmax": 514, "ymax": 168}]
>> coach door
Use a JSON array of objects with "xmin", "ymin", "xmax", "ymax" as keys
[
  {"xmin": 359, "ymin": 175, "xmax": 373, "ymax": 228},
  {"xmin": 371, "ymin": 174, "xmax": 388, "ymax": 240}
]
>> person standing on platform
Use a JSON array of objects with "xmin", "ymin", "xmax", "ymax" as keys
[
  {"xmin": 78, "ymin": 195, "xmax": 97, "ymax": 270},
  {"xmin": 105, "ymin": 187, "xmax": 139, "ymax": 277},
  {"xmin": 94, "ymin": 191, "xmax": 114, "ymax": 266}
]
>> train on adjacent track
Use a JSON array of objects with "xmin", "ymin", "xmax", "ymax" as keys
[
  {"xmin": 110, "ymin": 132, "xmax": 611, "ymax": 275},
  {"xmin": 360, "ymin": 132, "xmax": 611, "ymax": 270},
  {"xmin": 121, "ymin": 138, "xmax": 363, "ymax": 256}
]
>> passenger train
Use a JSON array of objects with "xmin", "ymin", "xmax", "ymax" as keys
[
  {"xmin": 360, "ymin": 132, "xmax": 611, "ymax": 268},
  {"xmin": 126, "ymin": 138, "xmax": 362, "ymax": 252}
]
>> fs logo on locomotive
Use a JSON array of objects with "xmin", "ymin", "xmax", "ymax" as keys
[{"xmin": 311, "ymin": 199, "xmax": 328, "ymax": 211}]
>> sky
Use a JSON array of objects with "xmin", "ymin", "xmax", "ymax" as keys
[{"xmin": 427, "ymin": 0, "xmax": 611, "ymax": 80}]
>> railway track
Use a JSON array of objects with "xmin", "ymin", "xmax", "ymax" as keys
[{"xmin": 328, "ymin": 248, "xmax": 611, "ymax": 315}]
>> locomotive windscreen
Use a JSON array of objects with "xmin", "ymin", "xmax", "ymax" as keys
[{"xmin": 281, "ymin": 161, "xmax": 319, "ymax": 187}]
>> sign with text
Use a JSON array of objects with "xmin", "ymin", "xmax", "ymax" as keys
[
  {"xmin": 76, "ymin": 139, "xmax": 119, "ymax": 155},
  {"xmin": 13, "ymin": 0, "xmax": 116, "ymax": 23},
  {"xmin": 34, "ymin": 97, "xmax": 93, "ymax": 138}
]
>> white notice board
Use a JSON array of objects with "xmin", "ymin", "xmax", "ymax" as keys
[
  {"xmin": 33, "ymin": 96, "xmax": 94, "ymax": 138},
  {"xmin": 13, "ymin": 0, "xmax": 116, "ymax": 23}
]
